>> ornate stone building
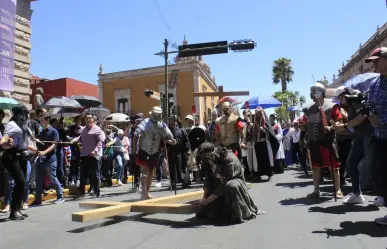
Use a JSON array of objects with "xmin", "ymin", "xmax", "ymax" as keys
[
  {"xmin": 98, "ymin": 38, "xmax": 219, "ymax": 125},
  {"xmin": 326, "ymin": 22, "xmax": 387, "ymax": 98},
  {"xmin": 1, "ymin": 0, "xmax": 35, "ymax": 109}
]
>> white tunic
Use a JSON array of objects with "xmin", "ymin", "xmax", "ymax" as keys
[{"xmin": 273, "ymin": 124, "xmax": 285, "ymax": 160}]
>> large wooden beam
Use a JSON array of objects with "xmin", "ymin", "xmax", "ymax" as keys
[
  {"xmin": 72, "ymin": 204, "xmax": 132, "ymax": 223},
  {"xmin": 193, "ymin": 85, "xmax": 249, "ymax": 98},
  {"xmin": 193, "ymin": 91, "xmax": 249, "ymax": 97},
  {"xmin": 130, "ymin": 203, "xmax": 196, "ymax": 214},
  {"xmin": 73, "ymin": 183, "xmax": 252, "ymax": 223},
  {"xmin": 79, "ymin": 201, "xmax": 123, "ymax": 210}
]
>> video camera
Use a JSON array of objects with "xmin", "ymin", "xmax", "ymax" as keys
[{"xmin": 345, "ymin": 92, "xmax": 376, "ymax": 116}]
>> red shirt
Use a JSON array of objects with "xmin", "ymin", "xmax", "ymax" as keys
[{"xmin": 301, "ymin": 105, "xmax": 342, "ymax": 123}]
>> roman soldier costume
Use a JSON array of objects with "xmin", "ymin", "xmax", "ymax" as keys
[
  {"xmin": 301, "ymin": 83, "xmax": 343, "ymax": 199},
  {"xmin": 133, "ymin": 106, "xmax": 175, "ymax": 199},
  {"xmin": 215, "ymin": 97, "xmax": 245, "ymax": 161}
]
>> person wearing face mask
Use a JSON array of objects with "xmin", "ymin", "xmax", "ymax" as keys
[
  {"xmin": 215, "ymin": 98, "xmax": 246, "ymax": 161},
  {"xmin": 132, "ymin": 106, "xmax": 176, "ymax": 199},
  {"xmin": 0, "ymin": 105, "xmax": 36, "ymax": 220},
  {"xmin": 300, "ymin": 83, "xmax": 343, "ymax": 199}
]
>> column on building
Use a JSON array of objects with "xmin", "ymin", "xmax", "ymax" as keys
[{"xmin": 10, "ymin": 2, "xmax": 33, "ymax": 109}]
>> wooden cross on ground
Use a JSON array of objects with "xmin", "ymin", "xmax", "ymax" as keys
[
  {"xmin": 72, "ymin": 183, "xmax": 251, "ymax": 223},
  {"xmin": 193, "ymin": 85, "xmax": 249, "ymax": 98}
]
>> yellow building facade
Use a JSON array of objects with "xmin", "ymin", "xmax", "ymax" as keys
[{"xmin": 98, "ymin": 58, "xmax": 219, "ymax": 125}]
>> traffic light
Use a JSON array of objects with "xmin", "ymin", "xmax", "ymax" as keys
[
  {"xmin": 229, "ymin": 39, "xmax": 256, "ymax": 52},
  {"xmin": 144, "ymin": 89, "xmax": 161, "ymax": 100},
  {"xmin": 178, "ymin": 41, "xmax": 228, "ymax": 58},
  {"xmin": 144, "ymin": 89, "xmax": 153, "ymax": 97}
]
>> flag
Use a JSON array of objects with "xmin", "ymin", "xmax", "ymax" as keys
[{"xmin": 192, "ymin": 105, "xmax": 196, "ymax": 114}]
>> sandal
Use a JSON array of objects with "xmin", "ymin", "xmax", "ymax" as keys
[{"xmin": 336, "ymin": 190, "xmax": 344, "ymax": 199}]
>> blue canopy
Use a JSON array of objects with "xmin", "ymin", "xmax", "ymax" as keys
[{"xmin": 241, "ymin": 96, "xmax": 282, "ymax": 110}]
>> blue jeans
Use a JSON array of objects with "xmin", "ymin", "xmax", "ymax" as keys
[
  {"xmin": 4, "ymin": 160, "xmax": 31, "ymax": 205},
  {"xmin": 115, "ymin": 152, "xmax": 125, "ymax": 181},
  {"xmin": 35, "ymin": 157, "xmax": 63, "ymax": 203},
  {"xmin": 346, "ymin": 132, "xmax": 374, "ymax": 195}
]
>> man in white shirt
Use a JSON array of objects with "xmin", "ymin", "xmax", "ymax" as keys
[{"xmin": 291, "ymin": 122, "xmax": 301, "ymax": 167}]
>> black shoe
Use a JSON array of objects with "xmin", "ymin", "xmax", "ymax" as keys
[
  {"xmin": 95, "ymin": 191, "xmax": 101, "ymax": 198},
  {"xmin": 9, "ymin": 211, "xmax": 24, "ymax": 221},
  {"xmin": 17, "ymin": 210, "xmax": 28, "ymax": 218}
]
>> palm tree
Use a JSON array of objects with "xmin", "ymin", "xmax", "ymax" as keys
[
  {"xmin": 272, "ymin": 58, "xmax": 295, "ymax": 93},
  {"xmin": 299, "ymin": 96, "xmax": 306, "ymax": 106}
]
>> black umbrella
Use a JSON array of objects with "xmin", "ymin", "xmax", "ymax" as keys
[{"xmin": 70, "ymin": 95, "xmax": 102, "ymax": 108}]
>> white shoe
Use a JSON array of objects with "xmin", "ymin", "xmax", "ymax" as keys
[
  {"xmin": 343, "ymin": 193, "xmax": 365, "ymax": 204},
  {"xmin": 155, "ymin": 182, "xmax": 163, "ymax": 188},
  {"xmin": 76, "ymin": 180, "xmax": 80, "ymax": 186},
  {"xmin": 70, "ymin": 181, "xmax": 75, "ymax": 186},
  {"xmin": 372, "ymin": 196, "xmax": 385, "ymax": 207},
  {"xmin": 118, "ymin": 180, "xmax": 123, "ymax": 186}
]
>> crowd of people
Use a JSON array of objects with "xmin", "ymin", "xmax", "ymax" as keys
[{"xmin": 0, "ymin": 47, "xmax": 386, "ymax": 226}]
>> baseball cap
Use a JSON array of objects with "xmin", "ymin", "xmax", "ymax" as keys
[
  {"xmin": 335, "ymin": 86, "xmax": 346, "ymax": 97},
  {"xmin": 365, "ymin": 47, "xmax": 387, "ymax": 63}
]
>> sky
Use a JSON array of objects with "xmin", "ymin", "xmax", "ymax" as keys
[{"xmin": 29, "ymin": 0, "xmax": 387, "ymax": 114}]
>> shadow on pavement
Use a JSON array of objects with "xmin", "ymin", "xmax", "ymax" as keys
[
  {"xmin": 113, "ymin": 215, "xmax": 232, "ymax": 228},
  {"xmin": 275, "ymin": 181, "xmax": 313, "ymax": 189},
  {"xmin": 66, "ymin": 213, "xmax": 149, "ymax": 233},
  {"xmin": 66, "ymin": 213, "xmax": 230, "ymax": 233},
  {"xmin": 312, "ymin": 221, "xmax": 387, "ymax": 238},
  {"xmin": 308, "ymin": 204, "xmax": 380, "ymax": 215},
  {"xmin": 279, "ymin": 196, "xmax": 331, "ymax": 206}
]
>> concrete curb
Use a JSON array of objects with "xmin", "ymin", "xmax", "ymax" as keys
[{"xmin": 0, "ymin": 176, "xmax": 133, "ymax": 207}]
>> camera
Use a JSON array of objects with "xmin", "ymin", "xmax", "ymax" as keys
[{"xmin": 345, "ymin": 92, "xmax": 376, "ymax": 116}]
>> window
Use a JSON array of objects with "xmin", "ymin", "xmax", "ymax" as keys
[
  {"xmin": 114, "ymin": 88, "xmax": 131, "ymax": 114},
  {"xmin": 117, "ymin": 98, "xmax": 129, "ymax": 114}
]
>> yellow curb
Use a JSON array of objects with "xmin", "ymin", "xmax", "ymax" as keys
[{"xmin": 0, "ymin": 176, "xmax": 133, "ymax": 207}]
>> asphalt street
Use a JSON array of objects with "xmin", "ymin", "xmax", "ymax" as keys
[{"xmin": 1, "ymin": 169, "xmax": 386, "ymax": 249}]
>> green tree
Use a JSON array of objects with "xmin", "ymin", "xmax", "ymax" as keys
[
  {"xmin": 299, "ymin": 96, "xmax": 306, "ymax": 106},
  {"xmin": 272, "ymin": 58, "xmax": 295, "ymax": 93}
]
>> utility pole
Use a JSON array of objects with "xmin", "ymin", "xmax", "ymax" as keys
[
  {"xmin": 163, "ymin": 39, "xmax": 169, "ymax": 123},
  {"xmin": 155, "ymin": 39, "xmax": 256, "ymax": 121}
]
